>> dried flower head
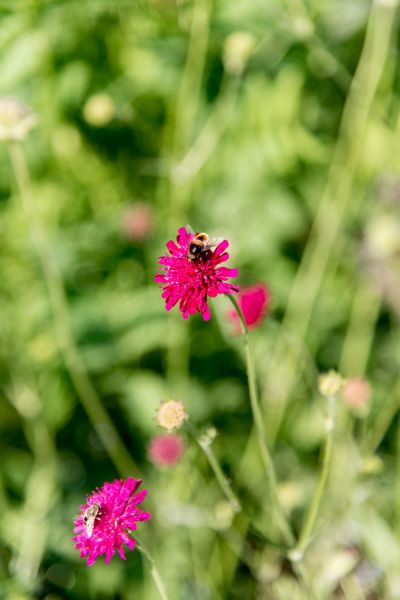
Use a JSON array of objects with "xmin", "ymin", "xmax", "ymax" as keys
[
  {"xmin": 73, "ymin": 478, "xmax": 151, "ymax": 566},
  {"xmin": 122, "ymin": 203, "xmax": 153, "ymax": 242},
  {"xmin": 341, "ymin": 377, "xmax": 371, "ymax": 416},
  {"xmin": 228, "ymin": 283, "xmax": 270, "ymax": 332},
  {"xmin": 0, "ymin": 97, "xmax": 37, "ymax": 142},
  {"xmin": 318, "ymin": 370, "xmax": 343, "ymax": 398},
  {"xmin": 148, "ymin": 434, "xmax": 184, "ymax": 467},
  {"xmin": 155, "ymin": 227, "xmax": 239, "ymax": 321},
  {"xmin": 156, "ymin": 400, "xmax": 188, "ymax": 432}
]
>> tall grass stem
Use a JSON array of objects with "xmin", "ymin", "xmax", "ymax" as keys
[
  {"xmin": 9, "ymin": 142, "xmax": 137, "ymax": 478},
  {"xmin": 186, "ymin": 422, "xmax": 241, "ymax": 514},
  {"xmin": 226, "ymin": 294, "xmax": 294, "ymax": 546},
  {"xmin": 291, "ymin": 394, "xmax": 336, "ymax": 559},
  {"xmin": 137, "ymin": 541, "xmax": 169, "ymax": 600}
]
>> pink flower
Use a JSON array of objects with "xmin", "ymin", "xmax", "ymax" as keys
[
  {"xmin": 228, "ymin": 283, "xmax": 270, "ymax": 332},
  {"xmin": 155, "ymin": 227, "xmax": 239, "ymax": 321},
  {"xmin": 122, "ymin": 203, "xmax": 153, "ymax": 242},
  {"xmin": 341, "ymin": 377, "xmax": 372, "ymax": 414},
  {"xmin": 148, "ymin": 434, "xmax": 184, "ymax": 467},
  {"xmin": 73, "ymin": 478, "xmax": 151, "ymax": 566}
]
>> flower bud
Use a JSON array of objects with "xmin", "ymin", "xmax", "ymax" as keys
[
  {"xmin": 318, "ymin": 370, "xmax": 343, "ymax": 398},
  {"xmin": 341, "ymin": 377, "xmax": 371, "ymax": 417},
  {"xmin": 156, "ymin": 400, "xmax": 188, "ymax": 432},
  {"xmin": 198, "ymin": 427, "xmax": 218, "ymax": 448},
  {"xmin": 223, "ymin": 32, "xmax": 256, "ymax": 76},
  {"xmin": 0, "ymin": 97, "xmax": 37, "ymax": 142},
  {"xmin": 148, "ymin": 434, "xmax": 184, "ymax": 468},
  {"xmin": 83, "ymin": 93, "xmax": 115, "ymax": 127},
  {"xmin": 122, "ymin": 203, "xmax": 153, "ymax": 242}
]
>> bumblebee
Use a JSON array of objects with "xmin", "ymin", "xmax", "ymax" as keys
[
  {"xmin": 187, "ymin": 232, "xmax": 214, "ymax": 262},
  {"xmin": 83, "ymin": 502, "xmax": 101, "ymax": 538}
]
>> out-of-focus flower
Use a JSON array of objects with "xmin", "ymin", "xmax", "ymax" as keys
[
  {"xmin": 318, "ymin": 370, "xmax": 343, "ymax": 398},
  {"xmin": 341, "ymin": 377, "xmax": 371, "ymax": 416},
  {"xmin": 148, "ymin": 434, "xmax": 184, "ymax": 467},
  {"xmin": 83, "ymin": 93, "xmax": 115, "ymax": 127},
  {"xmin": 155, "ymin": 227, "xmax": 239, "ymax": 321},
  {"xmin": 0, "ymin": 97, "xmax": 37, "ymax": 142},
  {"xmin": 122, "ymin": 203, "xmax": 153, "ymax": 242},
  {"xmin": 73, "ymin": 478, "xmax": 151, "ymax": 566},
  {"xmin": 365, "ymin": 215, "xmax": 400, "ymax": 259},
  {"xmin": 223, "ymin": 32, "xmax": 256, "ymax": 75},
  {"xmin": 198, "ymin": 427, "xmax": 218, "ymax": 448},
  {"xmin": 227, "ymin": 283, "xmax": 270, "ymax": 332},
  {"xmin": 156, "ymin": 400, "xmax": 188, "ymax": 432}
]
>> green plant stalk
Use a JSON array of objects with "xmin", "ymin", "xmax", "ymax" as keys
[
  {"xmin": 226, "ymin": 294, "xmax": 294, "ymax": 546},
  {"xmin": 137, "ymin": 540, "xmax": 169, "ymax": 600},
  {"xmin": 339, "ymin": 278, "xmax": 381, "ymax": 376},
  {"xmin": 291, "ymin": 395, "xmax": 336, "ymax": 559},
  {"xmin": 265, "ymin": 0, "xmax": 397, "ymax": 443},
  {"xmin": 363, "ymin": 380, "xmax": 400, "ymax": 455},
  {"xmin": 186, "ymin": 422, "xmax": 241, "ymax": 514},
  {"xmin": 9, "ymin": 142, "xmax": 137, "ymax": 478}
]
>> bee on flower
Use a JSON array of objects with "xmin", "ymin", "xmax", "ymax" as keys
[
  {"xmin": 73, "ymin": 478, "xmax": 151, "ymax": 566},
  {"xmin": 155, "ymin": 226, "xmax": 239, "ymax": 321}
]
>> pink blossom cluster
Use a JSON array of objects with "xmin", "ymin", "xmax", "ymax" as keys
[
  {"xmin": 73, "ymin": 478, "xmax": 151, "ymax": 566},
  {"xmin": 74, "ymin": 227, "xmax": 270, "ymax": 568}
]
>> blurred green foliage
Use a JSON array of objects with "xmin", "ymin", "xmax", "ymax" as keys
[{"xmin": 1, "ymin": 0, "xmax": 400, "ymax": 598}]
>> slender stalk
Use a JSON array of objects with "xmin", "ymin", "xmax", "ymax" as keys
[
  {"xmin": 137, "ymin": 540, "xmax": 169, "ymax": 600},
  {"xmin": 265, "ymin": 0, "xmax": 397, "ymax": 442},
  {"xmin": 226, "ymin": 294, "xmax": 294, "ymax": 546},
  {"xmin": 186, "ymin": 422, "xmax": 241, "ymax": 514},
  {"xmin": 8, "ymin": 142, "xmax": 137, "ymax": 478},
  {"xmin": 290, "ymin": 395, "xmax": 336, "ymax": 560},
  {"xmin": 363, "ymin": 379, "xmax": 400, "ymax": 455}
]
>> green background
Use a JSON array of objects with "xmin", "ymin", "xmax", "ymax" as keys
[{"xmin": 1, "ymin": 0, "xmax": 400, "ymax": 598}]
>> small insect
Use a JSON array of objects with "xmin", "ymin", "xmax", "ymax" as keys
[
  {"xmin": 82, "ymin": 502, "xmax": 101, "ymax": 538},
  {"xmin": 187, "ymin": 232, "xmax": 217, "ymax": 262}
]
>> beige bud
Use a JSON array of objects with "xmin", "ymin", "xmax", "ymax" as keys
[
  {"xmin": 318, "ymin": 370, "xmax": 343, "ymax": 398},
  {"xmin": 0, "ymin": 97, "xmax": 37, "ymax": 142},
  {"xmin": 83, "ymin": 93, "xmax": 115, "ymax": 127},
  {"xmin": 223, "ymin": 32, "xmax": 256, "ymax": 76},
  {"xmin": 156, "ymin": 400, "xmax": 188, "ymax": 432}
]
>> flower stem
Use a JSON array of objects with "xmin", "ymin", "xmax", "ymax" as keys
[
  {"xmin": 186, "ymin": 422, "xmax": 241, "ymax": 514},
  {"xmin": 290, "ymin": 395, "xmax": 336, "ymax": 560},
  {"xmin": 137, "ymin": 540, "xmax": 169, "ymax": 600},
  {"xmin": 226, "ymin": 294, "xmax": 294, "ymax": 546},
  {"xmin": 8, "ymin": 142, "xmax": 137, "ymax": 478}
]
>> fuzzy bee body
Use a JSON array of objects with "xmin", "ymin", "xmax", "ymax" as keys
[
  {"xmin": 83, "ymin": 502, "xmax": 101, "ymax": 538},
  {"xmin": 187, "ymin": 232, "xmax": 214, "ymax": 262}
]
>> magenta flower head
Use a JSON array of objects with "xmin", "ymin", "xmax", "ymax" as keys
[
  {"xmin": 73, "ymin": 478, "xmax": 151, "ymax": 566},
  {"xmin": 148, "ymin": 433, "xmax": 184, "ymax": 468},
  {"xmin": 228, "ymin": 283, "xmax": 270, "ymax": 333},
  {"xmin": 155, "ymin": 227, "xmax": 239, "ymax": 320}
]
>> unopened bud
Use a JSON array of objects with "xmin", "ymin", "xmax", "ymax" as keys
[
  {"xmin": 223, "ymin": 32, "xmax": 256, "ymax": 75},
  {"xmin": 318, "ymin": 370, "xmax": 343, "ymax": 398},
  {"xmin": 0, "ymin": 97, "xmax": 37, "ymax": 142},
  {"xmin": 83, "ymin": 93, "xmax": 115, "ymax": 127},
  {"xmin": 199, "ymin": 427, "xmax": 218, "ymax": 448},
  {"xmin": 341, "ymin": 377, "xmax": 371, "ymax": 417}
]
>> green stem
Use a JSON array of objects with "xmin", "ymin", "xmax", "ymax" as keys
[
  {"xmin": 291, "ymin": 395, "xmax": 336, "ymax": 559},
  {"xmin": 186, "ymin": 422, "xmax": 241, "ymax": 514},
  {"xmin": 265, "ymin": 0, "xmax": 397, "ymax": 442},
  {"xmin": 137, "ymin": 540, "xmax": 169, "ymax": 600},
  {"xmin": 8, "ymin": 142, "xmax": 137, "ymax": 478},
  {"xmin": 226, "ymin": 294, "xmax": 294, "ymax": 546}
]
